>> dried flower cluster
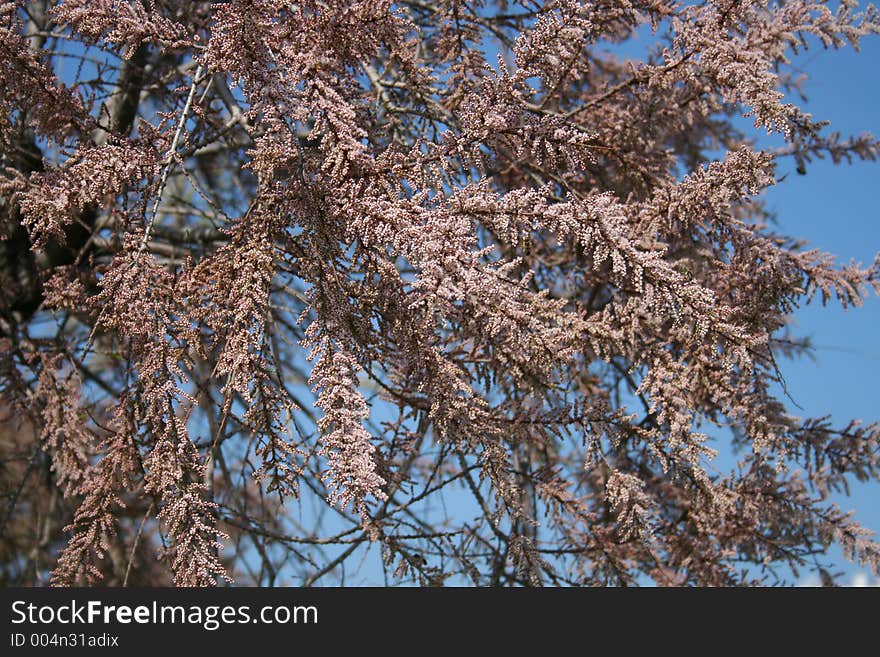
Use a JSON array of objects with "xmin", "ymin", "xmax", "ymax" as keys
[{"xmin": 1, "ymin": 0, "xmax": 879, "ymax": 586}]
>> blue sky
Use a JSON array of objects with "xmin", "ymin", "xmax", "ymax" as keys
[
  {"xmin": 758, "ymin": 35, "xmax": 880, "ymax": 583},
  {"xmin": 592, "ymin": 12, "xmax": 880, "ymax": 584}
]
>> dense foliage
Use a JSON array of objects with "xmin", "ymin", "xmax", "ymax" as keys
[{"xmin": 1, "ymin": 0, "xmax": 879, "ymax": 586}]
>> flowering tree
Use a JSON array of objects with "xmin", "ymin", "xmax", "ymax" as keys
[{"xmin": 1, "ymin": 0, "xmax": 879, "ymax": 587}]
